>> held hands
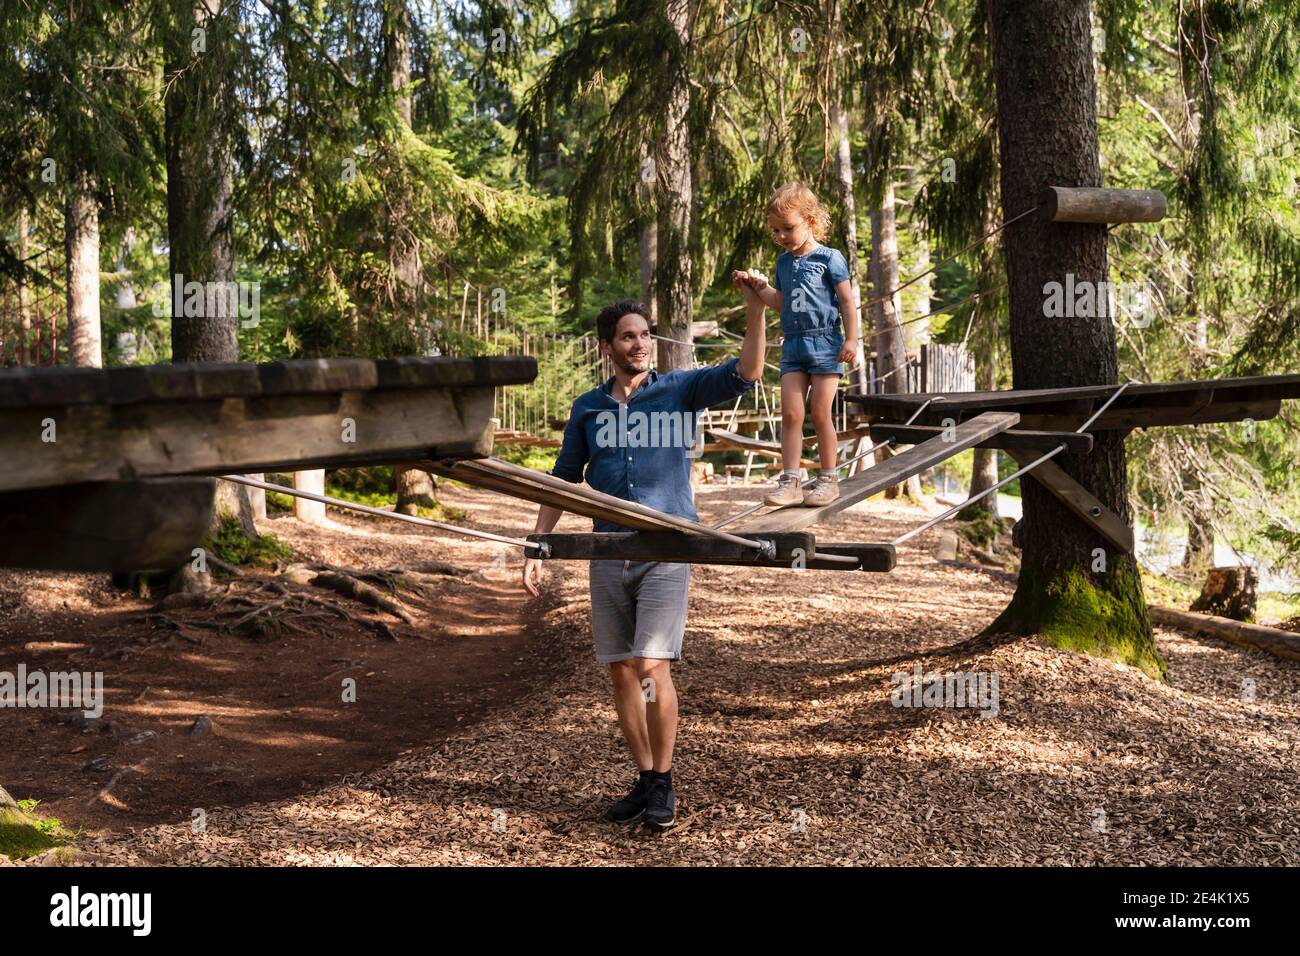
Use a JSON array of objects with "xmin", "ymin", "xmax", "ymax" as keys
[{"xmin": 731, "ymin": 268, "xmax": 770, "ymax": 305}]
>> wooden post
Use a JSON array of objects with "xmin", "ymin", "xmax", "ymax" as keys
[
  {"xmin": 293, "ymin": 470, "xmax": 327, "ymax": 523},
  {"xmin": 247, "ymin": 473, "xmax": 267, "ymax": 520},
  {"xmin": 1040, "ymin": 186, "xmax": 1166, "ymax": 224}
]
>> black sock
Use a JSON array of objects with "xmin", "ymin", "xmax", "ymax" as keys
[
  {"xmin": 652, "ymin": 769, "xmax": 672, "ymax": 787},
  {"xmin": 638, "ymin": 769, "xmax": 655, "ymax": 785}
]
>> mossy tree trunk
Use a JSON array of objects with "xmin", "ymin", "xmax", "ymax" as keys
[{"xmin": 984, "ymin": 0, "xmax": 1164, "ymax": 679}]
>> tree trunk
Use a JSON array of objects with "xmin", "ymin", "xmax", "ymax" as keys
[
  {"xmin": 394, "ymin": 465, "xmax": 436, "ymax": 515},
  {"xmin": 868, "ymin": 183, "xmax": 907, "ymax": 393},
  {"xmin": 114, "ymin": 227, "xmax": 137, "ymax": 310},
  {"xmin": 17, "ymin": 206, "xmax": 30, "ymax": 366},
  {"xmin": 967, "ymin": 204, "xmax": 1003, "ymax": 517},
  {"xmin": 638, "ymin": 141, "xmax": 658, "ymax": 324},
  {"xmin": 65, "ymin": 162, "xmax": 101, "ymax": 368},
  {"xmin": 166, "ymin": 0, "xmax": 238, "ymax": 362},
  {"xmin": 653, "ymin": 0, "xmax": 694, "ymax": 372},
  {"xmin": 832, "ymin": 93, "xmax": 872, "ymax": 475},
  {"xmin": 386, "ymin": 0, "xmax": 436, "ymax": 512},
  {"xmin": 639, "ymin": 220, "xmax": 658, "ymax": 321},
  {"xmin": 869, "ymin": 183, "xmax": 923, "ymax": 499},
  {"xmin": 166, "ymin": 0, "xmax": 252, "ymax": 535},
  {"xmin": 984, "ymin": 0, "xmax": 1162, "ymax": 679},
  {"xmin": 1180, "ymin": 477, "xmax": 1214, "ymax": 570}
]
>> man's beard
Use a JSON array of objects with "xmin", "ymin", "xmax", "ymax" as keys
[{"xmin": 614, "ymin": 350, "xmax": 650, "ymax": 374}]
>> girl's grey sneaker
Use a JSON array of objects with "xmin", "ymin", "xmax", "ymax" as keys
[
  {"xmin": 643, "ymin": 777, "xmax": 677, "ymax": 828},
  {"xmin": 802, "ymin": 473, "xmax": 840, "ymax": 506},
  {"xmin": 764, "ymin": 473, "xmax": 804, "ymax": 507},
  {"xmin": 605, "ymin": 774, "xmax": 652, "ymax": 823}
]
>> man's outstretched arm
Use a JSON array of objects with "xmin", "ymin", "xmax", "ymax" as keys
[
  {"xmin": 735, "ymin": 285, "xmax": 767, "ymax": 383},
  {"xmin": 684, "ymin": 281, "xmax": 767, "ymax": 410}
]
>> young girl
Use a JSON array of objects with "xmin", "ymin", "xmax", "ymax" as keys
[{"xmin": 735, "ymin": 183, "xmax": 859, "ymax": 507}]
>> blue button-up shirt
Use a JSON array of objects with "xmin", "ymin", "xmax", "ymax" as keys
[{"xmin": 550, "ymin": 357, "xmax": 757, "ymax": 531}]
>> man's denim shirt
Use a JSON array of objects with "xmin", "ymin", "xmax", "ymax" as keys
[{"xmin": 550, "ymin": 357, "xmax": 757, "ymax": 531}]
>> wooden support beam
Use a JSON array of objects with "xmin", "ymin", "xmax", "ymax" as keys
[
  {"xmin": 1017, "ymin": 398, "xmax": 1281, "ymax": 432},
  {"xmin": 530, "ymin": 531, "xmax": 813, "ymax": 565},
  {"xmin": 0, "ymin": 357, "xmax": 534, "ymax": 493},
  {"xmin": 0, "ymin": 478, "xmax": 215, "ymax": 571},
  {"xmin": 847, "ymin": 373, "xmax": 1300, "ymax": 426},
  {"xmin": 870, "ymin": 423, "xmax": 1094, "ymax": 454},
  {"xmin": 1006, "ymin": 449, "xmax": 1134, "ymax": 552},
  {"xmin": 811, "ymin": 541, "xmax": 897, "ymax": 572},
  {"xmin": 735, "ymin": 411, "xmax": 1020, "ymax": 533},
  {"xmin": 1040, "ymin": 186, "xmax": 1167, "ymax": 223},
  {"xmin": 528, "ymin": 531, "xmax": 896, "ymax": 571}
]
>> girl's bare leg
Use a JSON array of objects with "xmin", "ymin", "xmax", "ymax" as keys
[
  {"xmin": 809, "ymin": 374, "xmax": 841, "ymax": 472},
  {"xmin": 780, "ymin": 371, "xmax": 810, "ymax": 473}
]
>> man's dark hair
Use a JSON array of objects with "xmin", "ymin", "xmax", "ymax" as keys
[{"xmin": 595, "ymin": 299, "xmax": 651, "ymax": 343}]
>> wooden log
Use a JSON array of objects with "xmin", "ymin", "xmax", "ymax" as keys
[
  {"xmin": 0, "ymin": 478, "xmax": 216, "ymax": 571},
  {"xmin": 1189, "ymin": 565, "xmax": 1258, "ymax": 621},
  {"xmin": 1150, "ymin": 606, "xmax": 1300, "ymax": 662},
  {"xmin": 735, "ymin": 411, "xmax": 1020, "ymax": 533},
  {"xmin": 1005, "ymin": 449, "xmax": 1135, "ymax": 553},
  {"xmin": 870, "ymin": 423, "xmax": 1094, "ymax": 454},
  {"xmin": 1040, "ymin": 186, "xmax": 1167, "ymax": 224}
]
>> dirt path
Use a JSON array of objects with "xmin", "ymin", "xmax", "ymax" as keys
[{"xmin": 8, "ymin": 482, "xmax": 1300, "ymax": 865}]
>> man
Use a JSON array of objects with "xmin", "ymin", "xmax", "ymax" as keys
[{"xmin": 522, "ymin": 278, "xmax": 767, "ymax": 828}]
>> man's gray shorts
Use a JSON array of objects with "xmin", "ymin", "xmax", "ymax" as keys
[{"xmin": 588, "ymin": 559, "xmax": 691, "ymax": 663}]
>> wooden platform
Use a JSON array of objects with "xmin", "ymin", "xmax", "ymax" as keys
[
  {"xmin": 733, "ymin": 411, "xmax": 1020, "ymax": 533},
  {"xmin": 847, "ymin": 373, "xmax": 1300, "ymax": 431},
  {"xmin": 0, "ymin": 356, "xmax": 535, "ymax": 493}
]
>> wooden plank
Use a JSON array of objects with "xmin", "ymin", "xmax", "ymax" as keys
[
  {"xmin": 846, "ymin": 373, "xmax": 1300, "ymax": 422},
  {"xmin": 1040, "ymin": 186, "xmax": 1167, "ymax": 223},
  {"xmin": 0, "ymin": 386, "xmax": 498, "ymax": 492},
  {"xmin": 0, "ymin": 356, "xmax": 535, "ymax": 409},
  {"xmin": 0, "ymin": 478, "xmax": 215, "ymax": 571},
  {"xmin": 423, "ymin": 456, "xmax": 745, "ymax": 538},
  {"xmin": 1017, "ymin": 398, "xmax": 1282, "ymax": 432},
  {"xmin": 735, "ymin": 411, "xmax": 1020, "ymax": 533},
  {"xmin": 1006, "ymin": 449, "xmax": 1134, "ymax": 552},
  {"xmin": 870, "ymin": 423, "xmax": 1094, "ymax": 454}
]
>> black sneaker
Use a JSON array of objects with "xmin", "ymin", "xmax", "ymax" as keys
[
  {"xmin": 604, "ymin": 774, "xmax": 653, "ymax": 823},
  {"xmin": 643, "ymin": 777, "xmax": 676, "ymax": 829}
]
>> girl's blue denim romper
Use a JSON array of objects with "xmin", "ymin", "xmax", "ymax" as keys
[{"xmin": 774, "ymin": 244, "xmax": 851, "ymax": 376}]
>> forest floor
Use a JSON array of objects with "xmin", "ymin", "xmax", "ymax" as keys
[{"xmin": 3, "ymin": 481, "xmax": 1299, "ymax": 865}]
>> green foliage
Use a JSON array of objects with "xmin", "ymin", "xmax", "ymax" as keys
[
  {"xmin": 0, "ymin": 799, "xmax": 73, "ymax": 860},
  {"xmin": 205, "ymin": 516, "xmax": 295, "ymax": 569}
]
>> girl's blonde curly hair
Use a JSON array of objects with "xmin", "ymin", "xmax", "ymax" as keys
[{"xmin": 766, "ymin": 182, "xmax": 832, "ymax": 241}]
